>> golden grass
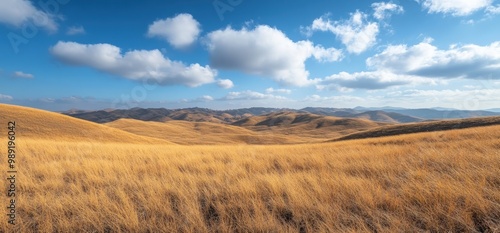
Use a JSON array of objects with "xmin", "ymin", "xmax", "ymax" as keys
[
  {"xmin": 1, "ymin": 124, "xmax": 499, "ymax": 232},
  {"xmin": 106, "ymin": 112, "xmax": 388, "ymax": 145},
  {"xmin": 334, "ymin": 116, "xmax": 500, "ymax": 142},
  {"xmin": 105, "ymin": 118, "xmax": 309, "ymax": 145},
  {"xmin": 234, "ymin": 112, "xmax": 388, "ymax": 141},
  {"xmin": 0, "ymin": 103, "xmax": 170, "ymax": 144}
]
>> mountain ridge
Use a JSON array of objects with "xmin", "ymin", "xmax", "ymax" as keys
[{"xmin": 65, "ymin": 106, "xmax": 500, "ymax": 124}]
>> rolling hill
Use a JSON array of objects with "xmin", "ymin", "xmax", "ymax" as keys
[
  {"xmin": 352, "ymin": 111, "xmax": 423, "ymax": 123},
  {"xmin": 232, "ymin": 112, "xmax": 390, "ymax": 140},
  {"xmin": 66, "ymin": 107, "xmax": 428, "ymax": 124},
  {"xmin": 105, "ymin": 118, "xmax": 308, "ymax": 144},
  {"xmin": 0, "ymin": 103, "xmax": 170, "ymax": 144},
  {"xmin": 332, "ymin": 116, "xmax": 500, "ymax": 142},
  {"xmin": 1, "ymin": 104, "xmax": 500, "ymax": 232},
  {"xmin": 104, "ymin": 112, "xmax": 391, "ymax": 144}
]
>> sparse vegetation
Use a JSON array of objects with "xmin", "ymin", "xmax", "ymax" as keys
[{"xmin": 1, "ymin": 104, "xmax": 499, "ymax": 232}]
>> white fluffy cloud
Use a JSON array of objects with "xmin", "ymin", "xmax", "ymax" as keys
[
  {"xmin": 147, "ymin": 13, "xmax": 201, "ymax": 48},
  {"xmin": 418, "ymin": 0, "xmax": 493, "ymax": 16},
  {"xmin": 265, "ymin": 88, "xmax": 292, "ymax": 94},
  {"xmin": 486, "ymin": 4, "xmax": 500, "ymax": 14},
  {"xmin": 50, "ymin": 41, "xmax": 217, "ymax": 87},
  {"xmin": 320, "ymin": 70, "xmax": 433, "ymax": 90},
  {"xmin": 367, "ymin": 41, "xmax": 500, "ymax": 80},
  {"xmin": 309, "ymin": 11, "xmax": 379, "ymax": 54},
  {"xmin": 0, "ymin": 94, "xmax": 13, "ymax": 101},
  {"xmin": 304, "ymin": 94, "xmax": 365, "ymax": 102},
  {"xmin": 216, "ymin": 79, "xmax": 234, "ymax": 89},
  {"xmin": 0, "ymin": 0, "xmax": 58, "ymax": 32},
  {"xmin": 206, "ymin": 25, "xmax": 342, "ymax": 87},
  {"xmin": 386, "ymin": 88, "xmax": 500, "ymax": 110},
  {"xmin": 312, "ymin": 45, "xmax": 344, "ymax": 62},
  {"xmin": 221, "ymin": 90, "xmax": 287, "ymax": 100},
  {"xmin": 13, "ymin": 71, "xmax": 34, "ymax": 78},
  {"xmin": 372, "ymin": 2, "xmax": 404, "ymax": 20},
  {"xmin": 66, "ymin": 26, "xmax": 85, "ymax": 35}
]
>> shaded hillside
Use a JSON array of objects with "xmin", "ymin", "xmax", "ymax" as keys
[
  {"xmin": 332, "ymin": 116, "xmax": 500, "ymax": 141},
  {"xmin": 233, "ymin": 112, "xmax": 389, "ymax": 139},
  {"xmin": 105, "ymin": 118, "xmax": 308, "ymax": 144},
  {"xmin": 68, "ymin": 108, "xmax": 175, "ymax": 123},
  {"xmin": 382, "ymin": 108, "xmax": 500, "ymax": 119},
  {"xmin": 68, "ymin": 107, "xmax": 291, "ymax": 124},
  {"xmin": 67, "ymin": 107, "xmax": 427, "ymax": 124},
  {"xmin": 352, "ymin": 111, "xmax": 422, "ymax": 123},
  {"xmin": 0, "ymin": 104, "xmax": 170, "ymax": 144},
  {"xmin": 66, "ymin": 106, "xmax": 500, "ymax": 125}
]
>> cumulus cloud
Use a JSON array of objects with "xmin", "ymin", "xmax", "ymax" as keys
[
  {"xmin": 320, "ymin": 70, "xmax": 433, "ymax": 90},
  {"xmin": 66, "ymin": 26, "xmax": 85, "ymax": 35},
  {"xmin": 312, "ymin": 45, "xmax": 344, "ymax": 62},
  {"xmin": 486, "ymin": 4, "xmax": 500, "ymax": 14},
  {"xmin": 200, "ymin": 95, "xmax": 214, "ymax": 101},
  {"xmin": 13, "ymin": 71, "xmax": 34, "ymax": 78},
  {"xmin": 0, "ymin": 94, "xmax": 13, "ymax": 101},
  {"xmin": 372, "ymin": 2, "xmax": 404, "ymax": 20},
  {"xmin": 265, "ymin": 88, "xmax": 292, "ymax": 94},
  {"xmin": 367, "ymin": 41, "xmax": 500, "ymax": 80},
  {"xmin": 206, "ymin": 25, "xmax": 342, "ymax": 87},
  {"xmin": 308, "ymin": 11, "xmax": 379, "ymax": 54},
  {"xmin": 386, "ymin": 88, "xmax": 500, "ymax": 110},
  {"xmin": 216, "ymin": 79, "xmax": 234, "ymax": 89},
  {"xmin": 147, "ymin": 13, "xmax": 201, "ymax": 48},
  {"xmin": 304, "ymin": 94, "xmax": 365, "ymax": 102},
  {"xmin": 0, "ymin": 0, "xmax": 58, "ymax": 32},
  {"xmin": 417, "ymin": 0, "xmax": 493, "ymax": 16},
  {"xmin": 221, "ymin": 90, "xmax": 287, "ymax": 101},
  {"xmin": 50, "ymin": 41, "xmax": 217, "ymax": 87}
]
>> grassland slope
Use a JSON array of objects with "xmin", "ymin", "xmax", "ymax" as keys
[
  {"xmin": 332, "ymin": 116, "xmax": 500, "ymax": 141},
  {"xmin": 0, "ymin": 104, "xmax": 170, "ymax": 144},
  {"xmin": 233, "ymin": 111, "xmax": 389, "ymax": 139},
  {"xmin": 106, "ymin": 118, "xmax": 308, "ymax": 144}
]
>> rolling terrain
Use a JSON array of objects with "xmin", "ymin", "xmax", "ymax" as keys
[
  {"xmin": 333, "ymin": 116, "xmax": 500, "ymax": 141},
  {"xmin": 105, "ymin": 118, "xmax": 307, "ymax": 144},
  {"xmin": 66, "ymin": 106, "xmax": 500, "ymax": 125},
  {"xmin": 1, "ymin": 104, "xmax": 499, "ymax": 232},
  {"xmin": 0, "ymin": 104, "xmax": 170, "ymax": 144},
  {"xmin": 105, "ymin": 112, "xmax": 390, "ymax": 144},
  {"xmin": 232, "ymin": 111, "xmax": 389, "ymax": 140}
]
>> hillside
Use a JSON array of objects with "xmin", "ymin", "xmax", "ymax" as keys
[
  {"xmin": 105, "ymin": 118, "xmax": 307, "ymax": 144},
  {"xmin": 66, "ymin": 107, "xmax": 431, "ymax": 124},
  {"xmin": 352, "ymin": 111, "xmax": 422, "ymax": 123},
  {"xmin": 4, "ymin": 120, "xmax": 499, "ymax": 232},
  {"xmin": 232, "ymin": 111, "xmax": 389, "ymax": 139},
  {"xmin": 0, "ymin": 104, "xmax": 170, "ymax": 144},
  {"xmin": 332, "ymin": 116, "xmax": 500, "ymax": 141},
  {"xmin": 67, "ymin": 107, "xmax": 289, "ymax": 124}
]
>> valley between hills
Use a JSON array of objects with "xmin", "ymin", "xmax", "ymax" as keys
[{"xmin": 1, "ymin": 103, "xmax": 499, "ymax": 232}]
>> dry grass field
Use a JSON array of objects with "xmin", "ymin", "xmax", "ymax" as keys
[
  {"xmin": 105, "ymin": 118, "xmax": 309, "ymax": 145},
  {"xmin": 1, "ymin": 103, "xmax": 499, "ymax": 232}
]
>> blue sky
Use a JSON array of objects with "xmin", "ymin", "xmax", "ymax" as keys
[{"xmin": 1, "ymin": 0, "xmax": 500, "ymax": 111}]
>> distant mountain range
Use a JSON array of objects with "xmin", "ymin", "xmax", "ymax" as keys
[{"xmin": 64, "ymin": 106, "xmax": 500, "ymax": 124}]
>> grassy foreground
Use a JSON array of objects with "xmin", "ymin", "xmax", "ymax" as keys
[{"xmin": 1, "ymin": 125, "xmax": 499, "ymax": 232}]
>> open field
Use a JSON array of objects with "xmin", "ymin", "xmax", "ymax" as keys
[
  {"xmin": 105, "ymin": 118, "xmax": 309, "ymax": 145},
  {"xmin": 104, "ymin": 112, "xmax": 388, "ymax": 144},
  {"xmin": 1, "ymin": 104, "xmax": 500, "ymax": 232}
]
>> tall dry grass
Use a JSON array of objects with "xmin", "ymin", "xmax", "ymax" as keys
[{"xmin": 1, "ymin": 125, "xmax": 499, "ymax": 232}]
